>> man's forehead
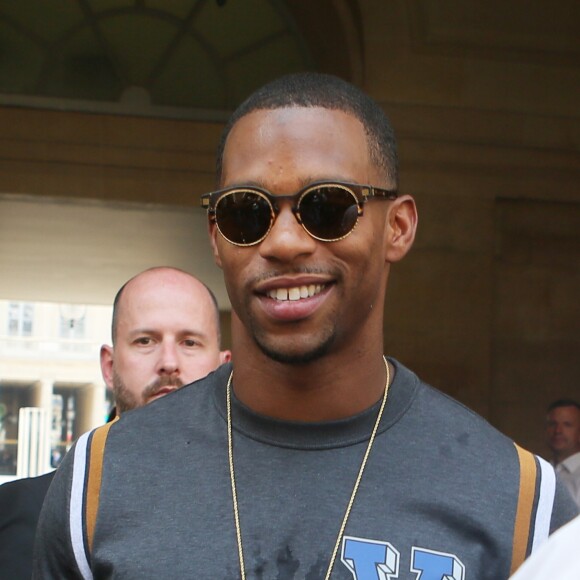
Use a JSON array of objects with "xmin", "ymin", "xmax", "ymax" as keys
[
  {"xmin": 228, "ymin": 106, "xmax": 363, "ymax": 136},
  {"xmin": 118, "ymin": 276, "xmax": 212, "ymax": 321},
  {"xmin": 549, "ymin": 406, "xmax": 580, "ymax": 420},
  {"xmin": 116, "ymin": 313, "xmax": 217, "ymax": 343},
  {"xmin": 222, "ymin": 107, "xmax": 373, "ymax": 185},
  {"xmin": 125, "ymin": 325, "xmax": 208, "ymax": 338}
]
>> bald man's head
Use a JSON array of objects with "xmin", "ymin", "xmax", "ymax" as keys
[
  {"xmin": 101, "ymin": 267, "xmax": 230, "ymax": 414},
  {"xmin": 111, "ymin": 267, "xmax": 221, "ymax": 346}
]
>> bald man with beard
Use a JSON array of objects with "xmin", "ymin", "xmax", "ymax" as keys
[{"xmin": 100, "ymin": 267, "xmax": 231, "ymax": 413}]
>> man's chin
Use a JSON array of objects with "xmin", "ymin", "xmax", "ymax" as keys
[{"xmin": 256, "ymin": 336, "xmax": 333, "ymax": 366}]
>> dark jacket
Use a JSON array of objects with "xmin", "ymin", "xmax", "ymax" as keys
[{"xmin": 0, "ymin": 471, "xmax": 54, "ymax": 580}]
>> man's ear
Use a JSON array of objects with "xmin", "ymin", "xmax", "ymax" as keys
[
  {"xmin": 220, "ymin": 349, "xmax": 232, "ymax": 364},
  {"xmin": 208, "ymin": 219, "xmax": 223, "ymax": 269},
  {"xmin": 384, "ymin": 195, "xmax": 418, "ymax": 263},
  {"xmin": 100, "ymin": 344, "xmax": 115, "ymax": 390}
]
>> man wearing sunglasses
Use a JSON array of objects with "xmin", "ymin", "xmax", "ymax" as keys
[{"xmin": 34, "ymin": 74, "xmax": 577, "ymax": 580}]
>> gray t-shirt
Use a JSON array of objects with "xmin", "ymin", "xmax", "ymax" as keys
[{"xmin": 33, "ymin": 360, "xmax": 577, "ymax": 579}]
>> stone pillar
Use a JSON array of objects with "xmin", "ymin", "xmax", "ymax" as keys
[
  {"xmin": 75, "ymin": 382, "xmax": 107, "ymax": 436},
  {"xmin": 30, "ymin": 378, "xmax": 54, "ymax": 471},
  {"xmin": 31, "ymin": 379, "xmax": 53, "ymax": 413}
]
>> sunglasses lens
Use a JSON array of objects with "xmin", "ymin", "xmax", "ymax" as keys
[
  {"xmin": 215, "ymin": 191, "xmax": 272, "ymax": 245},
  {"xmin": 299, "ymin": 186, "xmax": 359, "ymax": 241}
]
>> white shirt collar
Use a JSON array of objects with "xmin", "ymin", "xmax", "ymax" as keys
[{"xmin": 558, "ymin": 451, "xmax": 580, "ymax": 473}]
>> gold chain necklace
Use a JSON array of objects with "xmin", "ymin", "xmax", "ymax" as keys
[{"xmin": 226, "ymin": 356, "xmax": 391, "ymax": 580}]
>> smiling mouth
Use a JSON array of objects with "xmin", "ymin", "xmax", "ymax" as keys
[{"xmin": 266, "ymin": 284, "xmax": 326, "ymax": 301}]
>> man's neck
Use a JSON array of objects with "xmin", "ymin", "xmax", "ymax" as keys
[{"xmin": 230, "ymin": 341, "xmax": 389, "ymax": 422}]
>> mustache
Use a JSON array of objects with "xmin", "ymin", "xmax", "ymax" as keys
[
  {"xmin": 142, "ymin": 376, "xmax": 184, "ymax": 399},
  {"xmin": 251, "ymin": 266, "xmax": 337, "ymax": 284}
]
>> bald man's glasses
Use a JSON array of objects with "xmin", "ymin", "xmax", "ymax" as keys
[{"xmin": 201, "ymin": 181, "xmax": 398, "ymax": 246}]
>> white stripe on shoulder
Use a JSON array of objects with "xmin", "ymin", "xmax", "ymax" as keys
[
  {"xmin": 531, "ymin": 455, "xmax": 556, "ymax": 552},
  {"xmin": 70, "ymin": 431, "xmax": 93, "ymax": 580}
]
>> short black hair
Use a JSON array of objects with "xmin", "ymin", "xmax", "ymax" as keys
[
  {"xmin": 111, "ymin": 267, "xmax": 222, "ymax": 345},
  {"xmin": 216, "ymin": 72, "xmax": 398, "ymax": 187},
  {"xmin": 547, "ymin": 399, "xmax": 580, "ymax": 412}
]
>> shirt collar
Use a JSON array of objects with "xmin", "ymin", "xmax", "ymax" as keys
[{"xmin": 559, "ymin": 451, "xmax": 580, "ymax": 472}]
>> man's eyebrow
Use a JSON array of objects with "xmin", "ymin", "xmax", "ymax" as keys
[
  {"xmin": 223, "ymin": 175, "xmax": 354, "ymax": 191},
  {"xmin": 127, "ymin": 328, "xmax": 158, "ymax": 338},
  {"xmin": 177, "ymin": 330, "xmax": 209, "ymax": 339},
  {"xmin": 128, "ymin": 328, "xmax": 208, "ymax": 338},
  {"xmin": 129, "ymin": 327, "xmax": 155, "ymax": 334}
]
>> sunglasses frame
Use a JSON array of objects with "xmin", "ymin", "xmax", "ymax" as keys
[{"xmin": 201, "ymin": 180, "xmax": 398, "ymax": 246}]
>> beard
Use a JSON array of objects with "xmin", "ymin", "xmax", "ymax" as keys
[
  {"xmin": 248, "ymin": 316, "xmax": 337, "ymax": 365},
  {"xmin": 112, "ymin": 371, "xmax": 184, "ymax": 413}
]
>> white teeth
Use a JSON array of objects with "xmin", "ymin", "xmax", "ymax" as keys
[
  {"xmin": 289, "ymin": 287, "xmax": 301, "ymax": 301},
  {"xmin": 267, "ymin": 284, "xmax": 324, "ymax": 301}
]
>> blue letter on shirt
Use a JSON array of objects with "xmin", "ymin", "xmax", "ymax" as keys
[
  {"xmin": 410, "ymin": 547, "xmax": 465, "ymax": 580},
  {"xmin": 341, "ymin": 536, "xmax": 400, "ymax": 580}
]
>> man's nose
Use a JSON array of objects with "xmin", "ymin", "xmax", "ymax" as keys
[
  {"xmin": 157, "ymin": 342, "xmax": 179, "ymax": 375},
  {"xmin": 258, "ymin": 205, "xmax": 317, "ymax": 263}
]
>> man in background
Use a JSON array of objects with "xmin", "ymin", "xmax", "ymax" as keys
[
  {"xmin": 99, "ymin": 266, "xmax": 230, "ymax": 412},
  {"xmin": 546, "ymin": 399, "xmax": 580, "ymax": 507},
  {"xmin": 0, "ymin": 266, "xmax": 229, "ymax": 580}
]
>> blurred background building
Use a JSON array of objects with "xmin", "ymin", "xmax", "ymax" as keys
[
  {"xmin": 0, "ymin": 300, "xmax": 112, "ymax": 482},
  {"xmin": 0, "ymin": 0, "xmax": 578, "ymax": 479}
]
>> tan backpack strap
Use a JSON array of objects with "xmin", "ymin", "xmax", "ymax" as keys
[
  {"xmin": 510, "ymin": 443, "xmax": 538, "ymax": 575},
  {"xmin": 85, "ymin": 417, "xmax": 118, "ymax": 553}
]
